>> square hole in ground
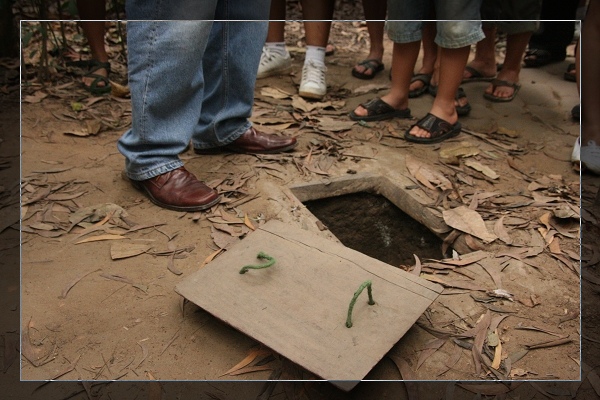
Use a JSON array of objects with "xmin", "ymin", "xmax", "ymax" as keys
[{"xmin": 303, "ymin": 192, "xmax": 444, "ymax": 266}]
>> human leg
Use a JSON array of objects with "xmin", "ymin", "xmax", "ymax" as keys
[
  {"xmin": 299, "ymin": 0, "xmax": 335, "ymax": 99},
  {"xmin": 76, "ymin": 0, "xmax": 110, "ymax": 93},
  {"xmin": 352, "ymin": 40, "xmax": 420, "ymax": 119},
  {"xmin": 407, "ymin": 16, "xmax": 484, "ymax": 142},
  {"xmin": 352, "ymin": 0, "xmax": 386, "ymax": 79},
  {"xmin": 409, "ymin": 22, "xmax": 437, "ymax": 97},
  {"xmin": 257, "ymin": 0, "xmax": 291, "ymax": 79},
  {"xmin": 484, "ymin": 30, "xmax": 532, "ymax": 101},
  {"xmin": 580, "ymin": 0, "xmax": 600, "ymax": 173},
  {"xmin": 462, "ymin": 24, "xmax": 497, "ymax": 82}
]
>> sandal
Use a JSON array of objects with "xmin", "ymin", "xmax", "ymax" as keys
[
  {"xmin": 462, "ymin": 65, "xmax": 496, "ymax": 83},
  {"xmin": 523, "ymin": 48, "xmax": 565, "ymax": 68},
  {"xmin": 427, "ymin": 85, "xmax": 471, "ymax": 116},
  {"xmin": 352, "ymin": 59, "xmax": 384, "ymax": 80},
  {"xmin": 83, "ymin": 60, "xmax": 111, "ymax": 95},
  {"xmin": 349, "ymin": 98, "xmax": 412, "ymax": 122},
  {"xmin": 455, "ymin": 87, "xmax": 471, "ymax": 116},
  {"xmin": 564, "ymin": 63, "xmax": 577, "ymax": 82},
  {"xmin": 405, "ymin": 113, "xmax": 462, "ymax": 144},
  {"xmin": 483, "ymin": 79, "xmax": 521, "ymax": 102},
  {"xmin": 409, "ymin": 73, "xmax": 431, "ymax": 98}
]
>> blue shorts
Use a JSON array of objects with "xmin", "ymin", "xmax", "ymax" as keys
[{"xmin": 386, "ymin": 0, "xmax": 485, "ymax": 48}]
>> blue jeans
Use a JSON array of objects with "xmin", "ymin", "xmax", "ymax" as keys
[
  {"xmin": 386, "ymin": 0, "xmax": 484, "ymax": 48},
  {"xmin": 118, "ymin": 1, "xmax": 269, "ymax": 181}
]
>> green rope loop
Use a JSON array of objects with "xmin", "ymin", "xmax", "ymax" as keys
[
  {"xmin": 239, "ymin": 252, "xmax": 276, "ymax": 274},
  {"xmin": 345, "ymin": 280, "xmax": 375, "ymax": 328}
]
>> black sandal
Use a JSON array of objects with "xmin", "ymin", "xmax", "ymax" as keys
[
  {"xmin": 405, "ymin": 113, "xmax": 462, "ymax": 144},
  {"xmin": 351, "ymin": 59, "xmax": 384, "ymax": 80},
  {"xmin": 427, "ymin": 85, "xmax": 471, "ymax": 116},
  {"xmin": 83, "ymin": 60, "xmax": 112, "ymax": 95},
  {"xmin": 349, "ymin": 98, "xmax": 411, "ymax": 122},
  {"xmin": 523, "ymin": 48, "xmax": 565, "ymax": 68},
  {"xmin": 409, "ymin": 73, "xmax": 431, "ymax": 98}
]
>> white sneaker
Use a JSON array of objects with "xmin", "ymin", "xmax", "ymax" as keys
[
  {"xmin": 299, "ymin": 60, "xmax": 327, "ymax": 100},
  {"xmin": 572, "ymin": 137, "xmax": 580, "ymax": 163},
  {"xmin": 257, "ymin": 46, "xmax": 292, "ymax": 79},
  {"xmin": 581, "ymin": 140, "xmax": 600, "ymax": 174}
]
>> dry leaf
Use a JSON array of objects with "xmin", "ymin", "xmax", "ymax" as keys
[
  {"xmin": 260, "ymin": 86, "xmax": 292, "ymax": 99},
  {"xmin": 439, "ymin": 141, "xmax": 479, "ymax": 164},
  {"xmin": 353, "ymin": 83, "xmax": 390, "ymax": 94},
  {"xmin": 59, "ymin": 268, "xmax": 101, "ymax": 299},
  {"xmin": 317, "ymin": 116, "xmax": 356, "ymax": 132},
  {"xmin": 496, "ymin": 126, "xmax": 519, "ymax": 138},
  {"xmin": 464, "ymin": 159, "xmax": 499, "ymax": 180},
  {"xmin": 110, "ymin": 243, "xmax": 151, "ymax": 260},
  {"xmin": 23, "ymin": 91, "xmax": 48, "ymax": 103},
  {"xmin": 75, "ymin": 234, "xmax": 127, "ymax": 244},
  {"xmin": 406, "ymin": 155, "xmax": 452, "ymax": 191},
  {"xmin": 200, "ymin": 248, "xmax": 224, "ymax": 268},
  {"xmin": 110, "ymin": 80, "xmax": 130, "ymax": 98},
  {"xmin": 220, "ymin": 347, "xmax": 271, "ymax": 377},
  {"xmin": 244, "ymin": 214, "xmax": 256, "ymax": 231},
  {"xmin": 442, "ymin": 206, "xmax": 497, "ymax": 243},
  {"xmin": 493, "ymin": 216, "xmax": 512, "ymax": 244}
]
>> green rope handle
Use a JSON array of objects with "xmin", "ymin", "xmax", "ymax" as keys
[
  {"xmin": 346, "ymin": 280, "xmax": 375, "ymax": 328},
  {"xmin": 239, "ymin": 252, "xmax": 275, "ymax": 274}
]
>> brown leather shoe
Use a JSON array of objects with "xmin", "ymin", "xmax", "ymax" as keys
[
  {"xmin": 130, "ymin": 167, "xmax": 220, "ymax": 211},
  {"xmin": 195, "ymin": 127, "xmax": 297, "ymax": 154}
]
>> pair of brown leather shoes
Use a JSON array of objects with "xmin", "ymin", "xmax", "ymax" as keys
[
  {"xmin": 130, "ymin": 128, "xmax": 296, "ymax": 211},
  {"xmin": 194, "ymin": 127, "xmax": 297, "ymax": 154}
]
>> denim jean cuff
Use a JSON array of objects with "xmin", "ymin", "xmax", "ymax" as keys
[
  {"xmin": 126, "ymin": 160, "xmax": 184, "ymax": 182},
  {"xmin": 192, "ymin": 121, "xmax": 252, "ymax": 150}
]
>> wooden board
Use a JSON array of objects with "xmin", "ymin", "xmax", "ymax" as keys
[{"xmin": 175, "ymin": 220, "xmax": 442, "ymax": 390}]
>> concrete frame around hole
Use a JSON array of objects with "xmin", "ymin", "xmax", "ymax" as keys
[{"xmin": 287, "ymin": 172, "xmax": 474, "ymax": 255}]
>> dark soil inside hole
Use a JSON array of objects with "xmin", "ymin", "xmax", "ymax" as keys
[{"xmin": 304, "ymin": 192, "xmax": 444, "ymax": 267}]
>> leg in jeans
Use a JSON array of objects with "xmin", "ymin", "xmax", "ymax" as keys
[
  {"xmin": 194, "ymin": 21, "xmax": 269, "ymax": 149},
  {"xmin": 118, "ymin": 21, "xmax": 214, "ymax": 180}
]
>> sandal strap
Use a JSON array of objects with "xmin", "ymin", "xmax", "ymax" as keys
[
  {"xmin": 415, "ymin": 113, "xmax": 456, "ymax": 139},
  {"xmin": 356, "ymin": 59, "xmax": 383, "ymax": 70},
  {"xmin": 87, "ymin": 60, "xmax": 111, "ymax": 74},
  {"xmin": 410, "ymin": 73, "xmax": 432, "ymax": 85},
  {"xmin": 360, "ymin": 98, "xmax": 395, "ymax": 116},
  {"xmin": 490, "ymin": 79, "xmax": 519, "ymax": 89}
]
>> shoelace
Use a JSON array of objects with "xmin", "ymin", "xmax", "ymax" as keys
[
  {"xmin": 302, "ymin": 60, "xmax": 326, "ymax": 85},
  {"xmin": 260, "ymin": 47, "xmax": 285, "ymax": 67}
]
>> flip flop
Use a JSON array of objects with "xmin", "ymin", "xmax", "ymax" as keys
[
  {"xmin": 409, "ymin": 73, "xmax": 431, "ymax": 98},
  {"xmin": 483, "ymin": 79, "xmax": 521, "ymax": 102},
  {"xmin": 462, "ymin": 65, "xmax": 496, "ymax": 83},
  {"xmin": 349, "ymin": 97, "xmax": 412, "ymax": 122},
  {"xmin": 351, "ymin": 59, "xmax": 384, "ymax": 80},
  {"xmin": 405, "ymin": 113, "xmax": 462, "ymax": 144}
]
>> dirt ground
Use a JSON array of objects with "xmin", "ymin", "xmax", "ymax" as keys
[{"xmin": 4, "ymin": 19, "xmax": 600, "ymax": 400}]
